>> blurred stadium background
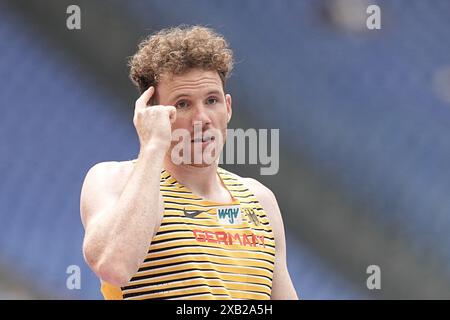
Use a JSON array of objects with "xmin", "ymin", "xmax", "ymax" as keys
[{"xmin": 1, "ymin": 0, "xmax": 450, "ymax": 299}]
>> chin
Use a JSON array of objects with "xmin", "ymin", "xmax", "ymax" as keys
[
  {"xmin": 188, "ymin": 162, "xmax": 214, "ymax": 168},
  {"xmin": 187, "ymin": 153, "xmax": 219, "ymax": 167}
]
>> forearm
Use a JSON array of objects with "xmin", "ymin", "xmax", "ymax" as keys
[{"xmin": 84, "ymin": 146, "xmax": 164, "ymax": 285}]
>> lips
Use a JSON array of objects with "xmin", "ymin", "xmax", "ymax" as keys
[{"xmin": 191, "ymin": 136, "xmax": 215, "ymax": 143}]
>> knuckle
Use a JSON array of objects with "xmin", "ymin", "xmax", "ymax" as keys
[{"xmin": 135, "ymin": 110, "xmax": 144, "ymax": 119}]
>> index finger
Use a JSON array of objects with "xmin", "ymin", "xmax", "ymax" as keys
[{"xmin": 135, "ymin": 86, "xmax": 155, "ymax": 110}]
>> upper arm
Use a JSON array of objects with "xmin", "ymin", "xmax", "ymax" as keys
[
  {"xmin": 80, "ymin": 160, "xmax": 164, "ymax": 241},
  {"xmin": 243, "ymin": 178, "xmax": 299, "ymax": 300},
  {"xmin": 80, "ymin": 162, "xmax": 121, "ymax": 233}
]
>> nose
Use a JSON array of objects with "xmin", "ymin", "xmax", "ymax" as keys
[{"xmin": 191, "ymin": 104, "xmax": 212, "ymax": 128}]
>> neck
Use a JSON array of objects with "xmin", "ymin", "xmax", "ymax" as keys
[{"xmin": 164, "ymin": 159, "xmax": 226, "ymax": 200}]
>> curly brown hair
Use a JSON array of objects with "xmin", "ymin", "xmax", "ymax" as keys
[{"xmin": 128, "ymin": 25, "xmax": 234, "ymax": 94}]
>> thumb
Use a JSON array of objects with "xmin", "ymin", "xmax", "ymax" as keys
[{"xmin": 167, "ymin": 106, "xmax": 177, "ymax": 124}]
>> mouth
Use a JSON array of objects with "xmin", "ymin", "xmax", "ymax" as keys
[{"xmin": 191, "ymin": 136, "xmax": 215, "ymax": 143}]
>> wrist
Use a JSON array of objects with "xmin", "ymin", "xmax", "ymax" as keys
[{"xmin": 139, "ymin": 142, "xmax": 168, "ymax": 159}]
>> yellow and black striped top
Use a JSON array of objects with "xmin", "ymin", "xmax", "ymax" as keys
[{"xmin": 101, "ymin": 167, "xmax": 276, "ymax": 300}]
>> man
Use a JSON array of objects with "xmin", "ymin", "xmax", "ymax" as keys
[{"xmin": 80, "ymin": 25, "xmax": 298, "ymax": 300}]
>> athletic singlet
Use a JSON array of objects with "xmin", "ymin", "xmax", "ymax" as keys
[{"xmin": 100, "ymin": 166, "xmax": 276, "ymax": 300}]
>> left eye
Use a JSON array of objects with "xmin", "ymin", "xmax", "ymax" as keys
[{"xmin": 206, "ymin": 97, "xmax": 217, "ymax": 105}]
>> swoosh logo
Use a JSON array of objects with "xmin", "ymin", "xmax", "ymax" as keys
[{"xmin": 183, "ymin": 207, "xmax": 213, "ymax": 218}]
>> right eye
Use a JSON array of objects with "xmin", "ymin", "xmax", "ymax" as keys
[{"xmin": 175, "ymin": 100, "xmax": 189, "ymax": 109}]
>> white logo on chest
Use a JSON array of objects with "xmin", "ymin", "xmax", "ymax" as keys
[{"xmin": 216, "ymin": 205, "xmax": 242, "ymax": 225}]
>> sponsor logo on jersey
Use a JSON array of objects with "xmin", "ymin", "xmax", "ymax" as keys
[
  {"xmin": 216, "ymin": 205, "xmax": 241, "ymax": 225},
  {"xmin": 183, "ymin": 207, "xmax": 213, "ymax": 218}
]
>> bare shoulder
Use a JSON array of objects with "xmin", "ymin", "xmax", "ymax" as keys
[
  {"xmin": 239, "ymin": 176, "xmax": 281, "ymax": 221},
  {"xmin": 82, "ymin": 160, "xmax": 135, "ymax": 193},
  {"xmin": 241, "ymin": 177, "xmax": 277, "ymax": 205},
  {"xmin": 80, "ymin": 160, "xmax": 135, "ymax": 227},
  {"xmin": 220, "ymin": 169, "xmax": 278, "ymax": 212}
]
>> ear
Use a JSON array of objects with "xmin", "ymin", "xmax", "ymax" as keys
[{"xmin": 225, "ymin": 94, "xmax": 232, "ymax": 123}]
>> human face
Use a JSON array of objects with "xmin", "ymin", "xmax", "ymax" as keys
[{"xmin": 155, "ymin": 68, "xmax": 232, "ymax": 167}]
